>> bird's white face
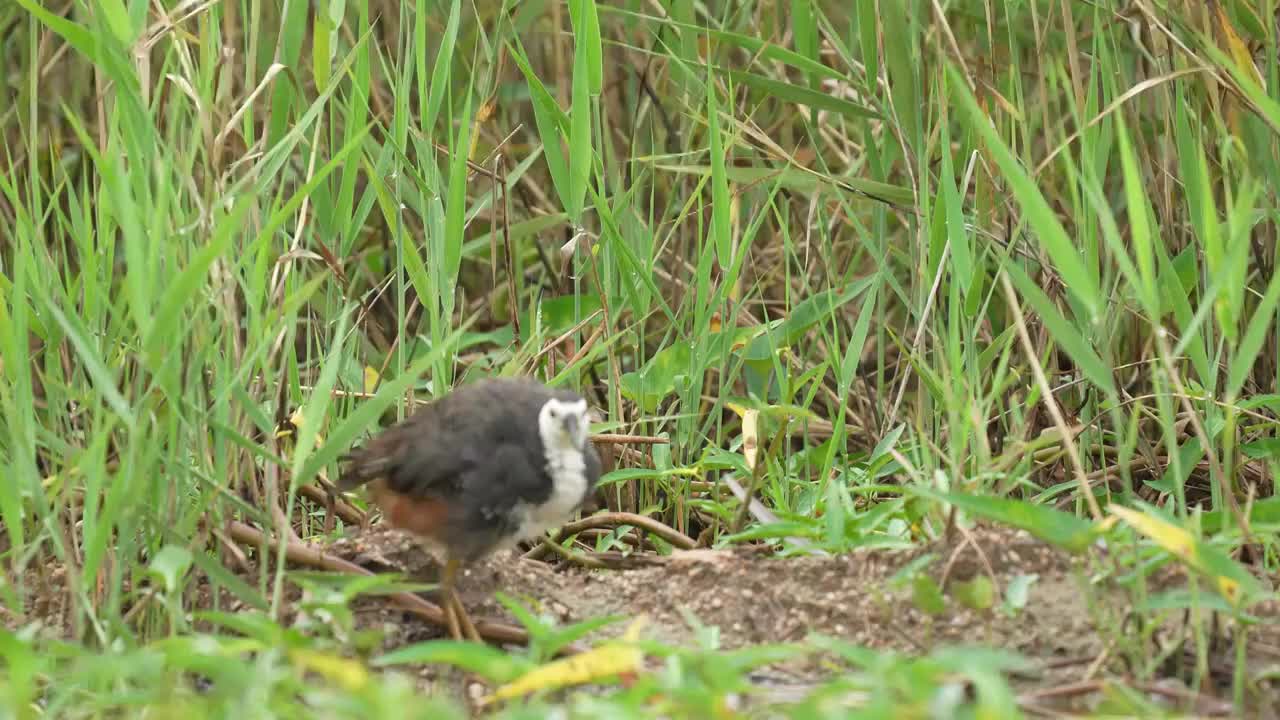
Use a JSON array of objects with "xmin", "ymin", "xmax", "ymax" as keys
[
  {"xmin": 522, "ymin": 396, "xmax": 593, "ymax": 543},
  {"xmin": 539, "ymin": 397, "xmax": 590, "ymax": 451}
]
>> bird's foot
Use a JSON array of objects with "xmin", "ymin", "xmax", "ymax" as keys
[
  {"xmin": 439, "ymin": 556, "xmax": 483, "ymax": 643},
  {"xmin": 443, "ymin": 589, "xmax": 483, "ymax": 643},
  {"xmin": 442, "ymin": 591, "xmax": 463, "ymax": 640}
]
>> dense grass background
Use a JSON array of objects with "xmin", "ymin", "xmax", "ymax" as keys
[{"xmin": 2, "ymin": 0, "xmax": 1280, "ymax": 716}]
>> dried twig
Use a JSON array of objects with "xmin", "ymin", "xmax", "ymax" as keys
[
  {"xmin": 544, "ymin": 512, "xmax": 697, "ymax": 551},
  {"xmin": 590, "ymin": 433, "xmax": 668, "ymax": 445},
  {"xmin": 224, "ymin": 520, "xmax": 562, "ymax": 651},
  {"xmin": 298, "ymin": 482, "xmax": 366, "ymax": 526},
  {"xmin": 534, "ymin": 538, "xmax": 611, "ymax": 569},
  {"xmin": 1017, "ymin": 678, "xmax": 1234, "ymax": 717}
]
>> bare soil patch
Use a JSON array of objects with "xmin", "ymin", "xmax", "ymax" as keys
[
  {"xmin": 7, "ymin": 523, "xmax": 1278, "ymax": 717},
  {"xmin": 320, "ymin": 523, "xmax": 1280, "ymax": 717}
]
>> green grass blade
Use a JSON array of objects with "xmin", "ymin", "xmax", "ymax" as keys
[
  {"xmin": 567, "ymin": 0, "xmax": 593, "ymax": 223},
  {"xmin": 948, "ymin": 64, "xmax": 1103, "ymax": 322}
]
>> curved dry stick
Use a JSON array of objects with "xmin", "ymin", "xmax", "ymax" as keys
[
  {"xmin": 224, "ymin": 520, "xmax": 535, "ymax": 648},
  {"xmin": 533, "ymin": 538, "xmax": 612, "ymax": 570},
  {"xmin": 590, "ymin": 433, "xmax": 668, "ymax": 445},
  {"xmin": 523, "ymin": 525, "xmax": 649, "ymax": 563},
  {"xmin": 298, "ymin": 482, "xmax": 366, "ymax": 526},
  {"xmin": 549, "ymin": 512, "xmax": 697, "ymax": 550}
]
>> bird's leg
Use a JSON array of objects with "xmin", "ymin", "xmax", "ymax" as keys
[
  {"xmin": 440, "ymin": 556, "xmax": 482, "ymax": 643},
  {"xmin": 440, "ymin": 556, "xmax": 463, "ymax": 640},
  {"xmin": 453, "ymin": 593, "xmax": 482, "ymax": 644}
]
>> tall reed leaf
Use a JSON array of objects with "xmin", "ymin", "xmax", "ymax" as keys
[
  {"xmin": 947, "ymin": 65, "xmax": 1103, "ymax": 322},
  {"xmin": 443, "ymin": 90, "xmax": 473, "ymax": 325},
  {"xmin": 1003, "ymin": 262, "xmax": 1117, "ymax": 398},
  {"xmin": 567, "ymin": 0, "xmax": 595, "ymax": 223},
  {"xmin": 509, "ymin": 41, "xmax": 571, "ymax": 213},
  {"xmin": 567, "ymin": 0, "xmax": 603, "ymax": 95},
  {"xmin": 424, "ymin": 0, "xmax": 462, "ymax": 132},
  {"xmin": 708, "ymin": 69, "xmax": 732, "ymax": 272}
]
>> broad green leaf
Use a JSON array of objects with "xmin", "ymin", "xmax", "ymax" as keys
[
  {"xmin": 95, "ymin": 0, "xmax": 141, "ymax": 46},
  {"xmin": 880, "ymin": 0, "xmax": 920, "ymax": 143},
  {"xmin": 912, "ymin": 488, "xmax": 1101, "ymax": 554},
  {"xmin": 1241, "ymin": 438, "xmax": 1280, "ymax": 460},
  {"xmin": 312, "ymin": 11, "xmax": 333, "ymax": 92},
  {"xmin": 952, "ymin": 575, "xmax": 996, "ymax": 612},
  {"xmin": 1114, "ymin": 112, "xmax": 1158, "ymax": 314},
  {"xmin": 13, "ymin": 0, "xmax": 95, "ymax": 60},
  {"xmin": 567, "ymin": 0, "xmax": 603, "ymax": 95},
  {"xmin": 791, "ymin": 0, "xmax": 818, "ymax": 87},
  {"xmin": 148, "ymin": 546, "xmax": 194, "ymax": 595},
  {"xmin": 1199, "ymin": 496, "xmax": 1280, "ymax": 534},
  {"xmin": 375, "ymin": 641, "xmax": 533, "ymax": 683},
  {"xmin": 619, "ymin": 342, "xmax": 693, "ymax": 413},
  {"xmin": 523, "ymin": 294, "xmax": 604, "ymax": 336},
  {"xmin": 912, "ymin": 573, "xmax": 947, "ymax": 615},
  {"xmin": 939, "ymin": 120, "xmax": 971, "ymax": 300}
]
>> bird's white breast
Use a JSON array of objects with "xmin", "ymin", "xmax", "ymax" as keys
[{"xmin": 513, "ymin": 445, "xmax": 588, "ymax": 541}]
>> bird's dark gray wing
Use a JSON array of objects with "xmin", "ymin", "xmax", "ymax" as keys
[
  {"xmin": 446, "ymin": 443, "xmax": 551, "ymax": 560},
  {"xmin": 337, "ymin": 399, "xmax": 475, "ymax": 496},
  {"xmin": 338, "ymin": 376, "xmax": 563, "ymax": 499}
]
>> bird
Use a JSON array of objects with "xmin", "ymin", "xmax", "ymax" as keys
[{"xmin": 337, "ymin": 376, "xmax": 604, "ymax": 642}]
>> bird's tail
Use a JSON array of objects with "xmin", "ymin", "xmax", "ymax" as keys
[
  {"xmin": 336, "ymin": 447, "xmax": 387, "ymax": 491},
  {"xmin": 336, "ymin": 420, "xmax": 413, "ymax": 492}
]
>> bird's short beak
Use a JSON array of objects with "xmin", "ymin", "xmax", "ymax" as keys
[{"xmin": 561, "ymin": 414, "xmax": 582, "ymax": 449}]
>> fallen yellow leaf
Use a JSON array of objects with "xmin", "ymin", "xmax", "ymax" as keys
[
  {"xmin": 288, "ymin": 648, "xmax": 370, "ymax": 693},
  {"xmin": 479, "ymin": 616, "xmax": 649, "ymax": 706}
]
